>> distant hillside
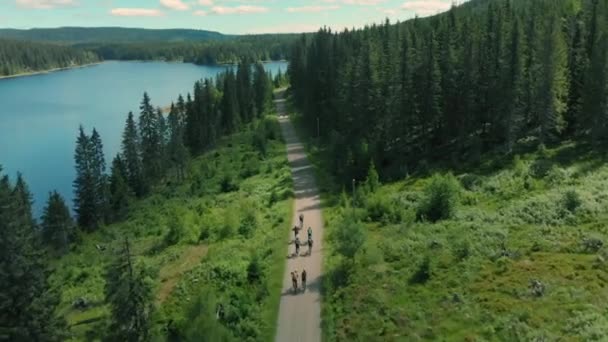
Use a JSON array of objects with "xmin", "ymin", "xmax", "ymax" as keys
[
  {"xmin": 0, "ymin": 38, "xmax": 99, "ymax": 77},
  {"xmin": 0, "ymin": 27, "xmax": 229, "ymax": 44}
]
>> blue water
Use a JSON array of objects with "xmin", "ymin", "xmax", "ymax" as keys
[{"xmin": 0, "ymin": 60, "xmax": 287, "ymax": 217}]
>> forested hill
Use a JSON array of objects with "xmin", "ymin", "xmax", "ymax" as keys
[
  {"xmin": 0, "ymin": 38, "xmax": 99, "ymax": 77},
  {"xmin": 0, "ymin": 27, "xmax": 296, "ymax": 71},
  {"xmin": 0, "ymin": 27, "xmax": 227, "ymax": 44},
  {"xmin": 289, "ymin": 0, "xmax": 608, "ymax": 182},
  {"xmin": 81, "ymin": 34, "xmax": 296, "ymax": 64}
]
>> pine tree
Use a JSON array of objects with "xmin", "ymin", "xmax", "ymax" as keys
[
  {"xmin": 12, "ymin": 172, "xmax": 35, "ymax": 228},
  {"xmin": 566, "ymin": 14, "xmax": 588, "ymax": 135},
  {"xmin": 109, "ymin": 155, "xmax": 132, "ymax": 222},
  {"xmin": 122, "ymin": 112, "xmax": 145, "ymax": 197},
  {"xmin": 220, "ymin": 70, "xmax": 240, "ymax": 134},
  {"xmin": 73, "ymin": 126, "xmax": 96, "ymax": 230},
  {"xmin": 585, "ymin": 23, "xmax": 608, "ymax": 146},
  {"xmin": 253, "ymin": 62, "xmax": 272, "ymax": 115},
  {"xmin": 105, "ymin": 238, "xmax": 154, "ymax": 341},
  {"xmin": 0, "ymin": 170, "xmax": 66, "ymax": 340},
  {"xmin": 236, "ymin": 60, "xmax": 254, "ymax": 123},
  {"xmin": 139, "ymin": 92, "xmax": 162, "ymax": 183},
  {"xmin": 504, "ymin": 17, "xmax": 526, "ymax": 153},
  {"xmin": 156, "ymin": 107, "xmax": 168, "ymax": 175},
  {"xmin": 167, "ymin": 103, "xmax": 189, "ymax": 181},
  {"xmin": 90, "ymin": 128, "xmax": 108, "ymax": 225},
  {"xmin": 538, "ymin": 15, "xmax": 569, "ymax": 144},
  {"xmin": 41, "ymin": 191, "xmax": 74, "ymax": 252}
]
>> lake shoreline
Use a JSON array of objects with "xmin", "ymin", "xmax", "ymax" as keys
[
  {"xmin": 0, "ymin": 62, "xmax": 103, "ymax": 80},
  {"xmin": 0, "ymin": 59, "xmax": 288, "ymax": 81}
]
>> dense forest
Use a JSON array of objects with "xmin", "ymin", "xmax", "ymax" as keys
[
  {"xmin": 83, "ymin": 34, "xmax": 295, "ymax": 64},
  {"xmin": 0, "ymin": 28, "xmax": 295, "ymax": 75},
  {"xmin": 0, "ymin": 38, "xmax": 99, "ymax": 76},
  {"xmin": 0, "ymin": 27, "xmax": 227, "ymax": 44},
  {"xmin": 289, "ymin": 0, "xmax": 608, "ymax": 182},
  {"xmin": 0, "ymin": 61, "xmax": 281, "ymax": 340}
]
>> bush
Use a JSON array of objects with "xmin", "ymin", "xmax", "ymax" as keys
[
  {"xmin": 238, "ymin": 210, "xmax": 257, "ymax": 238},
  {"xmin": 562, "ymin": 190, "xmax": 582, "ymax": 213},
  {"xmin": 365, "ymin": 161, "xmax": 380, "ymax": 193},
  {"xmin": 246, "ymin": 255, "xmax": 263, "ymax": 284},
  {"xmin": 220, "ymin": 173, "xmax": 239, "ymax": 193},
  {"xmin": 410, "ymin": 256, "xmax": 431, "ymax": 284},
  {"xmin": 460, "ymin": 174, "xmax": 482, "ymax": 191},
  {"xmin": 365, "ymin": 195, "xmax": 402, "ymax": 224},
  {"xmin": 165, "ymin": 215, "xmax": 184, "ymax": 246},
  {"xmin": 333, "ymin": 215, "xmax": 366, "ymax": 259},
  {"xmin": 530, "ymin": 159, "xmax": 553, "ymax": 179},
  {"xmin": 417, "ymin": 174, "xmax": 460, "ymax": 222}
]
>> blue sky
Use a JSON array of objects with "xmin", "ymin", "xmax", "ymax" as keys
[{"xmin": 1, "ymin": 0, "xmax": 462, "ymax": 34}]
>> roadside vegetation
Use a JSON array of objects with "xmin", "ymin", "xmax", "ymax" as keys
[
  {"xmin": 287, "ymin": 0, "xmax": 608, "ymax": 339},
  {"xmin": 294, "ymin": 113, "xmax": 608, "ymax": 340},
  {"xmin": 52, "ymin": 117, "xmax": 292, "ymax": 341},
  {"xmin": 0, "ymin": 61, "xmax": 293, "ymax": 341}
]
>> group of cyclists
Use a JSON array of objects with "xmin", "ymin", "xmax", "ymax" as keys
[{"xmin": 290, "ymin": 213, "xmax": 313, "ymax": 293}]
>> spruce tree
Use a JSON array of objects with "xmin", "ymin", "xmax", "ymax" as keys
[
  {"xmin": 168, "ymin": 104, "xmax": 189, "ymax": 181},
  {"xmin": 41, "ymin": 191, "xmax": 74, "ymax": 252},
  {"xmin": 122, "ymin": 112, "xmax": 145, "ymax": 197},
  {"xmin": 220, "ymin": 70, "xmax": 240, "ymax": 134},
  {"xmin": 0, "ymin": 170, "xmax": 66, "ymax": 340},
  {"xmin": 156, "ymin": 107, "xmax": 168, "ymax": 175},
  {"xmin": 90, "ymin": 128, "xmax": 108, "ymax": 225},
  {"xmin": 139, "ymin": 92, "xmax": 162, "ymax": 183},
  {"xmin": 253, "ymin": 62, "xmax": 272, "ymax": 115},
  {"xmin": 73, "ymin": 126, "xmax": 96, "ymax": 230},
  {"xmin": 105, "ymin": 238, "xmax": 154, "ymax": 341},
  {"xmin": 109, "ymin": 155, "xmax": 132, "ymax": 222},
  {"xmin": 538, "ymin": 15, "xmax": 569, "ymax": 144}
]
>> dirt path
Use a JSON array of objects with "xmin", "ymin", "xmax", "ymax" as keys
[{"xmin": 274, "ymin": 91, "xmax": 323, "ymax": 342}]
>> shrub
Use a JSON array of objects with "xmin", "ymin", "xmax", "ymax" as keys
[
  {"xmin": 333, "ymin": 215, "xmax": 366, "ymax": 259},
  {"xmin": 365, "ymin": 195, "xmax": 402, "ymax": 224},
  {"xmin": 220, "ymin": 173, "xmax": 239, "ymax": 193},
  {"xmin": 530, "ymin": 159, "xmax": 553, "ymax": 179},
  {"xmin": 562, "ymin": 190, "xmax": 582, "ymax": 213},
  {"xmin": 165, "ymin": 216, "xmax": 184, "ymax": 246},
  {"xmin": 410, "ymin": 256, "xmax": 431, "ymax": 284},
  {"xmin": 417, "ymin": 174, "xmax": 460, "ymax": 222},
  {"xmin": 546, "ymin": 166, "xmax": 569, "ymax": 185},
  {"xmin": 365, "ymin": 161, "xmax": 380, "ymax": 193},
  {"xmin": 460, "ymin": 173, "xmax": 482, "ymax": 191},
  {"xmin": 238, "ymin": 210, "xmax": 257, "ymax": 238},
  {"xmin": 246, "ymin": 255, "xmax": 263, "ymax": 284}
]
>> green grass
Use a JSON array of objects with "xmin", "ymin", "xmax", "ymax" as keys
[
  {"xmin": 290, "ymin": 111, "xmax": 608, "ymax": 341},
  {"xmin": 49, "ymin": 116, "xmax": 293, "ymax": 341}
]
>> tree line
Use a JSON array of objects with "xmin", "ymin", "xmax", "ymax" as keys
[
  {"xmin": 83, "ymin": 34, "xmax": 295, "ymax": 65},
  {"xmin": 0, "ymin": 32, "xmax": 295, "ymax": 76},
  {"xmin": 0, "ymin": 60, "xmax": 276, "ymax": 340},
  {"xmin": 289, "ymin": 0, "xmax": 608, "ymax": 182},
  {"xmin": 0, "ymin": 38, "xmax": 99, "ymax": 77}
]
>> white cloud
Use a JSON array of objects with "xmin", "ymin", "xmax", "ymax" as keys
[
  {"xmin": 210, "ymin": 5, "xmax": 269, "ymax": 15},
  {"xmin": 160, "ymin": 0, "xmax": 189, "ymax": 11},
  {"xmin": 247, "ymin": 23, "xmax": 349, "ymax": 34},
  {"xmin": 16, "ymin": 0, "xmax": 76, "ymax": 9},
  {"xmin": 381, "ymin": 8, "xmax": 397, "ymax": 16},
  {"xmin": 193, "ymin": 9, "xmax": 207, "ymax": 16},
  {"xmin": 198, "ymin": 0, "xmax": 213, "ymax": 5},
  {"xmin": 110, "ymin": 8, "xmax": 164, "ymax": 17},
  {"xmin": 286, "ymin": 5, "xmax": 340, "ymax": 13},
  {"xmin": 323, "ymin": 0, "xmax": 386, "ymax": 5},
  {"xmin": 401, "ymin": 0, "xmax": 451, "ymax": 15}
]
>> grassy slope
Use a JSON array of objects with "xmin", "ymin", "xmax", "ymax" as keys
[
  {"xmin": 49, "ymin": 117, "xmax": 293, "ymax": 341},
  {"xmin": 289, "ymin": 108, "xmax": 608, "ymax": 341}
]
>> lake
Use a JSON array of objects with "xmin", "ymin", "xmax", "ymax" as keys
[{"xmin": 0, "ymin": 60, "xmax": 288, "ymax": 217}]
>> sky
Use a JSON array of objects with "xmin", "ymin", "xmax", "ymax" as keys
[{"xmin": 0, "ymin": 0, "xmax": 465, "ymax": 34}]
